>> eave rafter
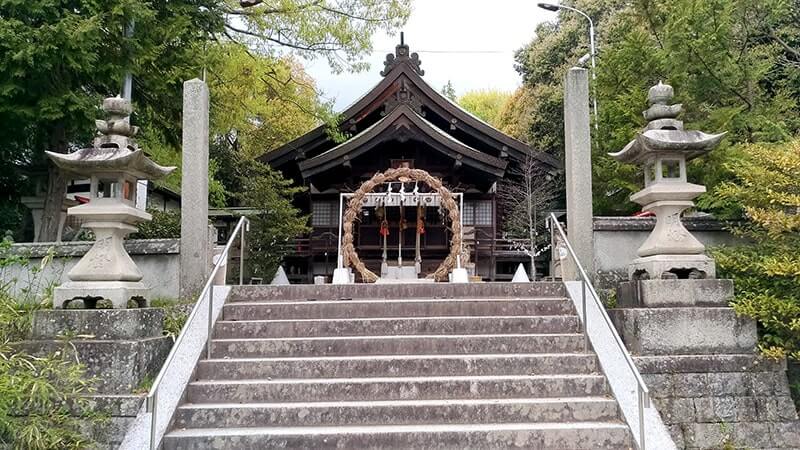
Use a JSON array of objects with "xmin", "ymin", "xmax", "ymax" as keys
[{"xmin": 298, "ymin": 105, "xmax": 508, "ymax": 179}]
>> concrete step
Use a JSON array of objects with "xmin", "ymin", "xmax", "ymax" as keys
[
  {"xmin": 163, "ymin": 422, "xmax": 632, "ymax": 450},
  {"xmin": 196, "ymin": 353, "xmax": 599, "ymax": 380},
  {"xmin": 186, "ymin": 374, "xmax": 609, "ymax": 403},
  {"xmin": 213, "ymin": 315, "xmax": 582, "ymax": 338},
  {"xmin": 228, "ymin": 282, "xmax": 567, "ymax": 303},
  {"xmin": 210, "ymin": 333, "xmax": 586, "ymax": 358},
  {"xmin": 174, "ymin": 397, "xmax": 621, "ymax": 428},
  {"xmin": 222, "ymin": 298, "xmax": 575, "ymax": 320}
]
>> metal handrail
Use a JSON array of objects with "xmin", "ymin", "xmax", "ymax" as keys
[
  {"xmin": 144, "ymin": 215, "xmax": 249, "ymax": 450},
  {"xmin": 548, "ymin": 212, "xmax": 650, "ymax": 449}
]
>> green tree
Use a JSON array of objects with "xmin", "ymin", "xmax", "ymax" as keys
[
  {"xmin": 710, "ymin": 140, "xmax": 800, "ymax": 361},
  {"xmin": 0, "ymin": 0, "xmax": 410, "ymax": 240},
  {"xmin": 130, "ymin": 209, "xmax": 181, "ymax": 239},
  {"xmin": 440, "ymin": 80, "xmax": 457, "ymax": 101},
  {"xmin": 209, "ymin": 44, "xmax": 325, "ymax": 160},
  {"xmin": 0, "ymin": 0, "xmax": 220, "ymax": 241},
  {"xmin": 457, "ymin": 89, "xmax": 511, "ymax": 127},
  {"xmin": 505, "ymin": 0, "xmax": 800, "ymax": 214},
  {"xmin": 240, "ymin": 162, "xmax": 310, "ymax": 280}
]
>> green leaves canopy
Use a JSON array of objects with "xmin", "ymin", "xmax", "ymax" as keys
[
  {"xmin": 505, "ymin": 0, "xmax": 800, "ymax": 215},
  {"xmin": 457, "ymin": 89, "xmax": 511, "ymax": 128},
  {"xmin": 0, "ymin": 0, "xmax": 410, "ymax": 238}
]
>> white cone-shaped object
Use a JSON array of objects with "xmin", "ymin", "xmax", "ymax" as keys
[
  {"xmin": 450, "ymin": 268, "xmax": 469, "ymax": 283},
  {"xmin": 270, "ymin": 266, "xmax": 290, "ymax": 285},
  {"xmin": 332, "ymin": 267, "xmax": 351, "ymax": 285},
  {"xmin": 512, "ymin": 263, "xmax": 530, "ymax": 283}
]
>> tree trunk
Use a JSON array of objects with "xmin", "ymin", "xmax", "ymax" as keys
[
  {"xmin": 37, "ymin": 123, "xmax": 68, "ymax": 242},
  {"xmin": 526, "ymin": 170, "xmax": 536, "ymax": 281}
]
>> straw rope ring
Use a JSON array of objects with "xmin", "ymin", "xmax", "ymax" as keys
[{"xmin": 341, "ymin": 167, "xmax": 462, "ymax": 282}]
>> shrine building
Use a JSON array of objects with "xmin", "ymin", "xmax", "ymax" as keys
[{"xmin": 260, "ymin": 36, "xmax": 561, "ymax": 283}]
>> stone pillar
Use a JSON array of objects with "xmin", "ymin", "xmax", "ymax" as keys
[
  {"xmin": 180, "ymin": 79, "xmax": 210, "ymax": 298},
  {"xmin": 563, "ymin": 67, "xmax": 594, "ymax": 279}
]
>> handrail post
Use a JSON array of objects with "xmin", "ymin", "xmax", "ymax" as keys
[
  {"xmin": 239, "ymin": 226, "xmax": 245, "ymax": 285},
  {"xmin": 639, "ymin": 385, "xmax": 646, "ymax": 450},
  {"xmin": 581, "ymin": 277, "xmax": 588, "ymax": 351},
  {"xmin": 207, "ymin": 283, "xmax": 214, "ymax": 359},
  {"xmin": 149, "ymin": 391, "xmax": 157, "ymax": 450}
]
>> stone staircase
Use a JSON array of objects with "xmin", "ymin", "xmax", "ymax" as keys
[{"xmin": 162, "ymin": 283, "xmax": 635, "ymax": 449}]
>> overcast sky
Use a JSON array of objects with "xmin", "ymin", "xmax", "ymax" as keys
[{"xmin": 305, "ymin": 0, "xmax": 557, "ymax": 109}]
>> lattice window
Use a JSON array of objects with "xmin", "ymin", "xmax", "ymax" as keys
[
  {"xmin": 474, "ymin": 200, "xmax": 493, "ymax": 226},
  {"xmin": 463, "ymin": 200, "xmax": 493, "ymax": 226},
  {"xmin": 311, "ymin": 201, "xmax": 336, "ymax": 227}
]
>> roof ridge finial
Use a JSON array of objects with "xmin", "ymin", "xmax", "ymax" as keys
[{"xmin": 380, "ymin": 33, "xmax": 424, "ymax": 77}]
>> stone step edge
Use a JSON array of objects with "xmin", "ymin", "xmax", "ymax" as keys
[
  {"xmin": 177, "ymin": 396, "xmax": 618, "ymax": 410},
  {"xmin": 215, "ymin": 315, "xmax": 579, "ymax": 324},
  {"xmin": 199, "ymin": 352, "xmax": 596, "ymax": 363},
  {"xmin": 211, "ymin": 333, "xmax": 584, "ymax": 343},
  {"xmin": 225, "ymin": 297, "xmax": 570, "ymax": 306},
  {"xmin": 189, "ymin": 374, "xmax": 606, "ymax": 386},
  {"xmin": 634, "ymin": 354, "xmax": 787, "ymax": 373},
  {"xmin": 165, "ymin": 421, "xmax": 631, "ymax": 438}
]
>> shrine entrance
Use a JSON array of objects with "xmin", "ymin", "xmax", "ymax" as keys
[{"xmin": 338, "ymin": 167, "xmax": 463, "ymax": 283}]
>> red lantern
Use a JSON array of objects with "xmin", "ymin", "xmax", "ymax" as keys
[{"xmin": 380, "ymin": 218, "xmax": 389, "ymax": 237}]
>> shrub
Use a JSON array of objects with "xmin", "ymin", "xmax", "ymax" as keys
[
  {"xmin": 0, "ymin": 245, "xmax": 104, "ymax": 449},
  {"xmin": 150, "ymin": 298, "xmax": 191, "ymax": 340},
  {"xmin": 130, "ymin": 209, "xmax": 181, "ymax": 239},
  {"xmin": 0, "ymin": 289, "xmax": 105, "ymax": 449},
  {"xmin": 710, "ymin": 140, "xmax": 800, "ymax": 360}
]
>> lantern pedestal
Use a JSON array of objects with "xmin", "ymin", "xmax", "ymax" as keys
[
  {"xmin": 55, "ymin": 281, "xmax": 150, "ymax": 309},
  {"xmin": 628, "ymin": 254, "xmax": 716, "ymax": 281},
  {"xmin": 54, "ymin": 200, "xmax": 153, "ymax": 308}
]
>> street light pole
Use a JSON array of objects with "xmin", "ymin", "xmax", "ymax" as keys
[
  {"xmin": 537, "ymin": 3, "xmax": 599, "ymax": 129},
  {"xmin": 122, "ymin": 19, "xmax": 134, "ymax": 101}
]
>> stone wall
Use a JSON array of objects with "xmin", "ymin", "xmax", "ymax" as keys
[
  {"xmin": 20, "ymin": 309, "xmax": 172, "ymax": 449},
  {"xmin": 610, "ymin": 279, "xmax": 800, "ymax": 449},
  {"xmin": 593, "ymin": 217, "xmax": 743, "ymax": 289},
  {"xmin": 2, "ymin": 239, "xmax": 180, "ymax": 301},
  {"xmin": 640, "ymin": 355, "xmax": 799, "ymax": 449}
]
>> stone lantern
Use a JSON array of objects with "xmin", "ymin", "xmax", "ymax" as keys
[
  {"xmin": 609, "ymin": 82, "xmax": 725, "ymax": 280},
  {"xmin": 47, "ymin": 97, "xmax": 175, "ymax": 308}
]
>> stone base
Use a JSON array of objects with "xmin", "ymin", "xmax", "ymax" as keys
[
  {"xmin": 19, "ymin": 308, "xmax": 171, "ymax": 447},
  {"xmin": 629, "ymin": 254, "xmax": 716, "ymax": 281},
  {"xmin": 609, "ymin": 307, "xmax": 757, "ymax": 356},
  {"xmin": 31, "ymin": 308, "xmax": 166, "ymax": 340},
  {"xmin": 611, "ymin": 278, "xmax": 800, "ymax": 449},
  {"xmin": 450, "ymin": 268, "xmax": 469, "ymax": 283},
  {"xmin": 332, "ymin": 267, "xmax": 352, "ymax": 285},
  {"xmin": 75, "ymin": 394, "xmax": 145, "ymax": 449},
  {"xmin": 383, "ymin": 265, "xmax": 417, "ymax": 280},
  {"xmin": 21, "ymin": 309, "xmax": 171, "ymax": 392},
  {"xmin": 636, "ymin": 355, "xmax": 799, "ymax": 449},
  {"xmin": 54, "ymin": 280, "xmax": 151, "ymax": 309},
  {"xmin": 18, "ymin": 336, "xmax": 171, "ymax": 393},
  {"xmin": 617, "ymin": 279, "xmax": 733, "ymax": 308}
]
